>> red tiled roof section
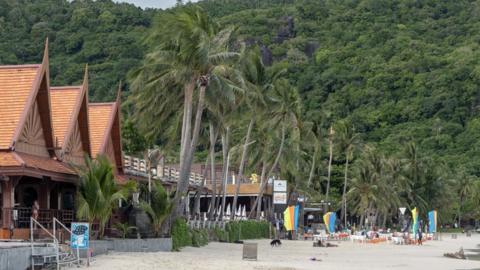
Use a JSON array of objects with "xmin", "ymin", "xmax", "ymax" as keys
[
  {"xmin": 50, "ymin": 86, "xmax": 81, "ymax": 147},
  {"xmin": 0, "ymin": 152, "xmax": 22, "ymax": 167},
  {"xmin": 88, "ymin": 103, "xmax": 113, "ymax": 158},
  {"xmin": 16, "ymin": 152, "xmax": 75, "ymax": 175},
  {"xmin": 0, "ymin": 65, "xmax": 40, "ymax": 149}
]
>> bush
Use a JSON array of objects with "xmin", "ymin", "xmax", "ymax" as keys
[
  {"xmin": 191, "ymin": 229, "xmax": 209, "ymax": 247},
  {"xmin": 225, "ymin": 221, "xmax": 270, "ymax": 242},
  {"xmin": 171, "ymin": 218, "xmax": 192, "ymax": 251}
]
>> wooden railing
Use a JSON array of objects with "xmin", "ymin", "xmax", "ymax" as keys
[
  {"xmin": 2, "ymin": 208, "xmax": 74, "ymax": 229},
  {"xmin": 124, "ymin": 155, "xmax": 205, "ymax": 185}
]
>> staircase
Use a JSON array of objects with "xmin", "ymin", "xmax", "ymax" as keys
[{"xmin": 30, "ymin": 217, "xmax": 81, "ymax": 269}]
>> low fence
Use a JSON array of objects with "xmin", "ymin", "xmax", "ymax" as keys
[{"xmin": 186, "ymin": 220, "xmax": 228, "ymax": 230}]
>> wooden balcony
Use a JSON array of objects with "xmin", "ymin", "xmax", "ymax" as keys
[{"xmin": 2, "ymin": 207, "xmax": 74, "ymax": 229}]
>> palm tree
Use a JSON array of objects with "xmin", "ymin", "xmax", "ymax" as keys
[
  {"xmin": 140, "ymin": 182, "xmax": 173, "ymax": 237},
  {"xmin": 130, "ymin": 6, "xmax": 237, "ymax": 219},
  {"xmin": 336, "ymin": 120, "xmax": 360, "ymax": 227},
  {"xmin": 250, "ymin": 79, "xmax": 301, "ymax": 219},
  {"xmin": 455, "ymin": 171, "xmax": 474, "ymax": 228},
  {"xmin": 325, "ymin": 126, "xmax": 335, "ymax": 204},
  {"xmin": 76, "ymin": 156, "xmax": 136, "ymax": 239}
]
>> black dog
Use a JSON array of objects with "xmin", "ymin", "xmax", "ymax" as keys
[{"xmin": 270, "ymin": 239, "xmax": 282, "ymax": 247}]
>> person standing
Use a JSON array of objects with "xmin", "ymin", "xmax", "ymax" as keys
[{"xmin": 417, "ymin": 228, "xmax": 423, "ymax": 245}]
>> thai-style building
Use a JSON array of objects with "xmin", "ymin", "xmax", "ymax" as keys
[{"xmin": 0, "ymin": 41, "xmax": 128, "ymax": 239}]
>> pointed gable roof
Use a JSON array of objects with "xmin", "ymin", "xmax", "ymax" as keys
[
  {"xmin": 50, "ymin": 86, "xmax": 82, "ymax": 147},
  {"xmin": 0, "ymin": 65, "xmax": 41, "ymax": 149},
  {"xmin": 9, "ymin": 39, "xmax": 55, "ymax": 155},
  {"xmin": 88, "ymin": 85, "xmax": 124, "ymax": 173}
]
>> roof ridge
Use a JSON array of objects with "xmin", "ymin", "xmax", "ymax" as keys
[
  {"xmin": 50, "ymin": 85, "xmax": 82, "ymax": 90},
  {"xmin": 0, "ymin": 64, "xmax": 41, "ymax": 69},
  {"xmin": 89, "ymin": 102, "xmax": 115, "ymax": 106}
]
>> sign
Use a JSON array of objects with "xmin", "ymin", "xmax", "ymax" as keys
[
  {"xmin": 399, "ymin": 207, "xmax": 406, "ymax": 215},
  {"xmin": 71, "ymin": 223, "xmax": 89, "ymax": 249},
  {"xmin": 273, "ymin": 180, "xmax": 287, "ymax": 192},
  {"xmin": 273, "ymin": 192, "xmax": 287, "ymax": 204}
]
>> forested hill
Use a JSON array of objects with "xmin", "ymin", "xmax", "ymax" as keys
[
  {"xmin": 1, "ymin": 0, "xmax": 480, "ymax": 174},
  {"xmin": 196, "ymin": 0, "xmax": 480, "ymax": 174},
  {"xmin": 0, "ymin": 0, "xmax": 153, "ymax": 101}
]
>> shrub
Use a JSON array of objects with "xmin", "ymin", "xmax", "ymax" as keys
[
  {"xmin": 225, "ymin": 221, "xmax": 270, "ymax": 242},
  {"xmin": 191, "ymin": 229, "xmax": 208, "ymax": 247},
  {"xmin": 171, "ymin": 218, "xmax": 192, "ymax": 251}
]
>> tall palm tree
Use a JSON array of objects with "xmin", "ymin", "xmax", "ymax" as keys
[
  {"xmin": 456, "ymin": 171, "xmax": 474, "ymax": 228},
  {"xmin": 336, "ymin": 120, "xmax": 360, "ymax": 227},
  {"xmin": 250, "ymin": 79, "xmax": 301, "ymax": 219},
  {"xmin": 76, "ymin": 156, "xmax": 136, "ymax": 239},
  {"xmin": 130, "ymin": 6, "xmax": 237, "ymax": 219}
]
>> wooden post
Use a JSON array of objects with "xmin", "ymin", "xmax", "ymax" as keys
[{"xmin": 1, "ymin": 181, "xmax": 13, "ymax": 229}]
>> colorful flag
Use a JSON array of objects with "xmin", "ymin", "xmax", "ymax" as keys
[
  {"xmin": 411, "ymin": 207, "xmax": 419, "ymax": 235},
  {"xmin": 283, "ymin": 205, "xmax": 300, "ymax": 231},
  {"xmin": 323, "ymin": 212, "xmax": 336, "ymax": 233},
  {"xmin": 428, "ymin": 210, "xmax": 437, "ymax": 233}
]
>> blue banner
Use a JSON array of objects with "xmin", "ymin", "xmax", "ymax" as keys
[
  {"xmin": 328, "ymin": 212, "xmax": 336, "ymax": 233},
  {"xmin": 293, "ymin": 205, "xmax": 300, "ymax": 231},
  {"xmin": 428, "ymin": 210, "xmax": 437, "ymax": 233},
  {"xmin": 71, "ymin": 223, "xmax": 89, "ymax": 249}
]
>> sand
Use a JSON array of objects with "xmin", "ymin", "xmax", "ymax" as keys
[{"xmin": 72, "ymin": 234, "xmax": 480, "ymax": 270}]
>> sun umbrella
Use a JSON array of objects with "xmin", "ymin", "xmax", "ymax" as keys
[{"xmin": 242, "ymin": 205, "xmax": 247, "ymax": 220}]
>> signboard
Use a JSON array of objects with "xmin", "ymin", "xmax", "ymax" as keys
[
  {"xmin": 71, "ymin": 223, "xmax": 89, "ymax": 249},
  {"xmin": 399, "ymin": 207, "xmax": 406, "ymax": 215},
  {"xmin": 273, "ymin": 180, "xmax": 287, "ymax": 192},
  {"xmin": 273, "ymin": 192, "xmax": 287, "ymax": 204}
]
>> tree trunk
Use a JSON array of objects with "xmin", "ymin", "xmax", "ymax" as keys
[
  {"xmin": 219, "ymin": 128, "xmax": 230, "ymax": 220},
  {"xmin": 253, "ymin": 163, "xmax": 267, "ymax": 219},
  {"xmin": 250, "ymin": 125, "xmax": 286, "ymax": 219},
  {"xmin": 341, "ymin": 154, "xmax": 349, "ymax": 227},
  {"xmin": 232, "ymin": 118, "xmax": 254, "ymax": 219},
  {"xmin": 193, "ymin": 151, "xmax": 210, "ymax": 218},
  {"xmin": 173, "ymin": 84, "xmax": 206, "ymax": 219},
  {"xmin": 326, "ymin": 135, "xmax": 333, "ymax": 204},
  {"xmin": 208, "ymin": 122, "xmax": 218, "ymax": 220},
  {"xmin": 307, "ymin": 146, "xmax": 317, "ymax": 187}
]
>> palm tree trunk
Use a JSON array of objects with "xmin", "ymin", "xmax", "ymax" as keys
[
  {"xmin": 250, "ymin": 125, "xmax": 286, "ymax": 219},
  {"xmin": 208, "ymin": 121, "xmax": 217, "ymax": 220},
  {"xmin": 232, "ymin": 118, "xmax": 254, "ymax": 219},
  {"xmin": 254, "ymin": 163, "xmax": 267, "ymax": 219},
  {"xmin": 326, "ymin": 135, "xmax": 333, "ymax": 204},
  {"xmin": 307, "ymin": 146, "xmax": 317, "ymax": 187},
  {"xmin": 219, "ymin": 127, "xmax": 230, "ymax": 220},
  {"xmin": 342, "ymin": 154, "xmax": 349, "ymax": 227},
  {"xmin": 174, "ymin": 84, "xmax": 206, "ymax": 218},
  {"xmin": 193, "ymin": 151, "xmax": 210, "ymax": 218}
]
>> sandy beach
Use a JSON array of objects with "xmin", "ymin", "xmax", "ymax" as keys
[{"xmin": 70, "ymin": 234, "xmax": 480, "ymax": 270}]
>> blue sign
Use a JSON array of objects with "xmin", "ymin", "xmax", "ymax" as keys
[{"xmin": 71, "ymin": 223, "xmax": 89, "ymax": 249}]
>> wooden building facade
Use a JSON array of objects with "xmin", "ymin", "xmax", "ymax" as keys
[{"xmin": 0, "ymin": 41, "xmax": 126, "ymax": 239}]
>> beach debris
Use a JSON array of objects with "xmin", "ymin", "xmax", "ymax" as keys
[
  {"xmin": 443, "ymin": 247, "xmax": 466, "ymax": 260},
  {"xmin": 309, "ymin": 257, "xmax": 321, "ymax": 261}
]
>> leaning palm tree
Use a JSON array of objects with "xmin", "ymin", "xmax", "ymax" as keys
[
  {"xmin": 140, "ymin": 182, "xmax": 173, "ymax": 237},
  {"xmin": 130, "ymin": 6, "xmax": 237, "ymax": 219},
  {"xmin": 76, "ymin": 156, "xmax": 136, "ymax": 239},
  {"xmin": 335, "ymin": 120, "xmax": 361, "ymax": 227}
]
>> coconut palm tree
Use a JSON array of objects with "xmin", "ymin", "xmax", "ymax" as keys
[
  {"xmin": 130, "ymin": 6, "xmax": 237, "ymax": 219},
  {"xmin": 76, "ymin": 156, "xmax": 136, "ymax": 239},
  {"xmin": 335, "ymin": 120, "xmax": 361, "ymax": 227},
  {"xmin": 455, "ymin": 170, "xmax": 475, "ymax": 228},
  {"xmin": 250, "ymin": 79, "xmax": 301, "ymax": 219},
  {"xmin": 140, "ymin": 182, "xmax": 173, "ymax": 237},
  {"xmin": 325, "ymin": 126, "xmax": 335, "ymax": 204}
]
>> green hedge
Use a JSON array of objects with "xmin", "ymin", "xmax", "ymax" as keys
[
  {"xmin": 191, "ymin": 229, "xmax": 209, "ymax": 247},
  {"xmin": 171, "ymin": 219, "xmax": 271, "ymax": 250},
  {"xmin": 172, "ymin": 219, "xmax": 192, "ymax": 251},
  {"xmin": 225, "ymin": 221, "xmax": 270, "ymax": 242}
]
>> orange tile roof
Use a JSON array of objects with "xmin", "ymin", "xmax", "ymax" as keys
[
  {"xmin": 0, "ymin": 65, "xmax": 40, "ymax": 149},
  {"xmin": 0, "ymin": 152, "xmax": 22, "ymax": 167},
  {"xmin": 88, "ymin": 103, "xmax": 114, "ymax": 158},
  {"xmin": 50, "ymin": 86, "xmax": 81, "ymax": 147},
  {"xmin": 16, "ymin": 152, "xmax": 75, "ymax": 175}
]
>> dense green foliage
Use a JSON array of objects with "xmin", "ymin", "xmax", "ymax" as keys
[{"xmin": 0, "ymin": 0, "xmax": 152, "ymax": 101}]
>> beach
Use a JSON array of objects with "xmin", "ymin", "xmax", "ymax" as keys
[{"xmin": 72, "ymin": 234, "xmax": 480, "ymax": 270}]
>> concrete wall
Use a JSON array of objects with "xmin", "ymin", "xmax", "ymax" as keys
[
  {"xmin": 0, "ymin": 246, "xmax": 56, "ymax": 270},
  {"xmin": 113, "ymin": 238, "xmax": 172, "ymax": 252},
  {"xmin": 79, "ymin": 238, "xmax": 172, "ymax": 258}
]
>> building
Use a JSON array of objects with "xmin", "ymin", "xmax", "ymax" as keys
[{"xmin": 0, "ymin": 41, "xmax": 127, "ymax": 239}]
